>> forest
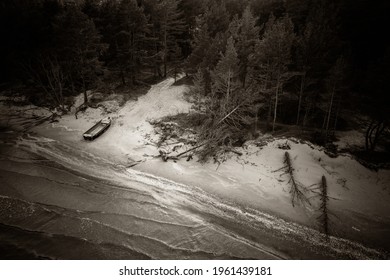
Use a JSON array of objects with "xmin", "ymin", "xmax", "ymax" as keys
[{"xmin": 0, "ymin": 0, "xmax": 389, "ymax": 163}]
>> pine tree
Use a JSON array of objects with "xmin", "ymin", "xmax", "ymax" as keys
[
  {"xmin": 186, "ymin": 14, "xmax": 225, "ymax": 95},
  {"xmin": 186, "ymin": 16, "xmax": 212, "ymax": 72},
  {"xmin": 235, "ymin": 6, "xmax": 260, "ymax": 88},
  {"xmin": 156, "ymin": 0, "xmax": 187, "ymax": 77},
  {"xmin": 114, "ymin": 0, "xmax": 149, "ymax": 86},
  {"xmin": 299, "ymin": 0, "xmax": 343, "ymax": 127},
  {"xmin": 295, "ymin": 21, "xmax": 313, "ymax": 125},
  {"xmin": 323, "ymin": 56, "xmax": 347, "ymax": 136},
  {"xmin": 82, "ymin": 0, "xmax": 100, "ymax": 20},
  {"xmin": 115, "ymin": 0, "xmax": 149, "ymax": 86},
  {"xmin": 142, "ymin": 0, "xmax": 164, "ymax": 78},
  {"xmin": 204, "ymin": 0, "xmax": 230, "ymax": 38},
  {"xmin": 96, "ymin": 0, "xmax": 119, "ymax": 64},
  {"xmin": 250, "ymin": 15, "xmax": 295, "ymax": 132},
  {"xmin": 191, "ymin": 67, "xmax": 208, "ymax": 112},
  {"xmin": 52, "ymin": 4, "xmax": 105, "ymax": 104},
  {"xmin": 171, "ymin": 42, "xmax": 183, "ymax": 82},
  {"xmin": 211, "ymin": 36, "xmax": 240, "ymax": 116},
  {"xmin": 195, "ymin": 35, "xmax": 257, "ymax": 162}
]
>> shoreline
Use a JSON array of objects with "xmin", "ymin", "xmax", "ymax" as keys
[{"xmin": 2, "ymin": 77, "xmax": 390, "ymax": 256}]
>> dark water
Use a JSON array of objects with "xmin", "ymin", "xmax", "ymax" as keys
[{"xmin": 0, "ymin": 131, "xmax": 387, "ymax": 260}]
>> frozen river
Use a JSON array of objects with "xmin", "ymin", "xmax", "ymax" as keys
[{"xmin": 0, "ymin": 131, "xmax": 385, "ymax": 259}]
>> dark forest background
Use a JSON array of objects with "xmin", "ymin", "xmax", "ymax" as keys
[{"xmin": 0, "ymin": 0, "xmax": 389, "ymax": 159}]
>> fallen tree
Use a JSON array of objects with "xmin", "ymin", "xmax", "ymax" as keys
[
  {"xmin": 318, "ymin": 175, "xmax": 330, "ymax": 239},
  {"xmin": 281, "ymin": 151, "xmax": 310, "ymax": 207}
]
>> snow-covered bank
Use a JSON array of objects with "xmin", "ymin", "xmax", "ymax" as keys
[
  {"xmin": 134, "ymin": 137, "xmax": 390, "ymax": 251},
  {"xmin": 30, "ymin": 77, "xmax": 191, "ymax": 164},
  {"xmin": 3, "ymin": 77, "xmax": 390, "ymax": 255}
]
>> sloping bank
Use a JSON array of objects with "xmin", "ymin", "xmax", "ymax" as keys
[{"xmin": 27, "ymin": 77, "xmax": 390, "ymax": 258}]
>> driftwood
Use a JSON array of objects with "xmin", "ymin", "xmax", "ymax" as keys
[
  {"xmin": 158, "ymin": 142, "xmax": 243, "ymax": 163},
  {"xmin": 158, "ymin": 143, "xmax": 206, "ymax": 162},
  {"xmin": 228, "ymin": 149, "xmax": 243, "ymax": 156},
  {"xmin": 175, "ymin": 143, "xmax": 206, "ymax": 158}
]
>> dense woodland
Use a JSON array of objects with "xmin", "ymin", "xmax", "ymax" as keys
[{"xmin": 0, "ymin": 0, "xmax": 389, "ymax": 160}]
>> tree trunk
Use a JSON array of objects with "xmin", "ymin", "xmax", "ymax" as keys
[
  {"xmin": 82, "ymin": 76, "xmax": 88, "ymax": 105},
  {"xmin": 121, "ymin": 69, "xmax": 126, "ymax": 85},
  {"xmin": 322, "ymin": 109, "xmax": 327, "ymax": 130},
  {"xmin": 325, "ymin": 84, "xmax": 336, "ymax": 134},
  {"xmin": 226, "ymin": 68, "xmax": 231, "ymax": 114},
  {"xmin": 163, "ymin": 26, "xmax": 167, "ymax": 77},
  {"xmin": 266, "ymin": 98, "xmax": 272, "ymax": 130},
  {"xmin": 303, "ymin": 101, "xmax": 310, "ymax": 127},
  {"xmin": 83, "ymin": 90, "xmax": 88, "ymax": 105},
  {"xmin": 254, "ymin": 108, "xmax": 258, "ymax": 134},
  {"xmin": 152, "ymin": 26, "xmax": 159, "ymax": 78},
  {"xmin": 129, "ymin": 71, "xmax": 134, "ymax": 87},
  {"xmin": 296, "ymin": 73, "xmax": 305, "ymax": 125},
  {"xmin": 58, "ymin": 80, "xmax": 65, "ymax": 112},
  {"xmin": 70, "ymin": 74, "xmax": 76, "ymax": 95},
  {"xmin": 333, "ymin": 96, "xmax": 341, "ymax": 132},
  {"xmin": 272, "ymin": 75, "xmax": 281, "ymax": 132}
]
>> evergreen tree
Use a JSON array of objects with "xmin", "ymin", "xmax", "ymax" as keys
[
  {"xmin": 52, "ymin": 4, "xmax": 105, "ymax": 103},
  {"xmin": 141, "ymin": 0, "xmax": 163, "ymax": 78},
  {"xmin": 250, "ymin": 15, "xmax": 295, "ymax": 132},
  {"xmin": 156, "ymin": 0, "xmax": 187, "ymax": 77},
  {"xmin": 114, "ymin": 0, "xmax": 149, "ymax": 86},
  {"xmin": 96, "ymin": 0, "xmax": 119, "ymax": 65},
  {"xmin": 235, "ymin": 6, "xmax": 260, "ymax": 88},
  {"xmin": 323, "ymin": 56, "xmax": 347, "ymax": 135},
  {"xmin": 211, "ymin": 36, "xmax": 240, "ymax": 111},
  {"xmin": 295, "ymin": 21, "xmax": 313, "ymax": 126},
  {"xmin": 186, "ymin": 16, "xmax": 212, "ymax": 73},
  {"xmin": 204, "ymin": 0, "xmax": 230, "ymax": 38},
  {"xmin": 191, "ymin": 67, "xmax": 208, "ymax": 112},
  {"xmin": 82, "ymin": 0, "xmax": 100, "ymax": 21},
  {"xmin": 178, "ymin": 0, "xmax": 205, "ymax": 58},
  {"xmin": 298, "ymin": 0, "xmax": 343, "ymax": 127},
  {"xmin": 187, "ymin": 14, "xmax": 227, "ymax": 95}
]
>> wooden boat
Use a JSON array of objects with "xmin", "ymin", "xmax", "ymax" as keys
[{"xmin": 83, "ymin": 117, "xmax": 111, "ymax": 140}]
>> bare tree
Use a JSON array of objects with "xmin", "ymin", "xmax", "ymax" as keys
[{"xmin": 23, "ymin": 56, "xmax": 67, "ymax": 111}]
